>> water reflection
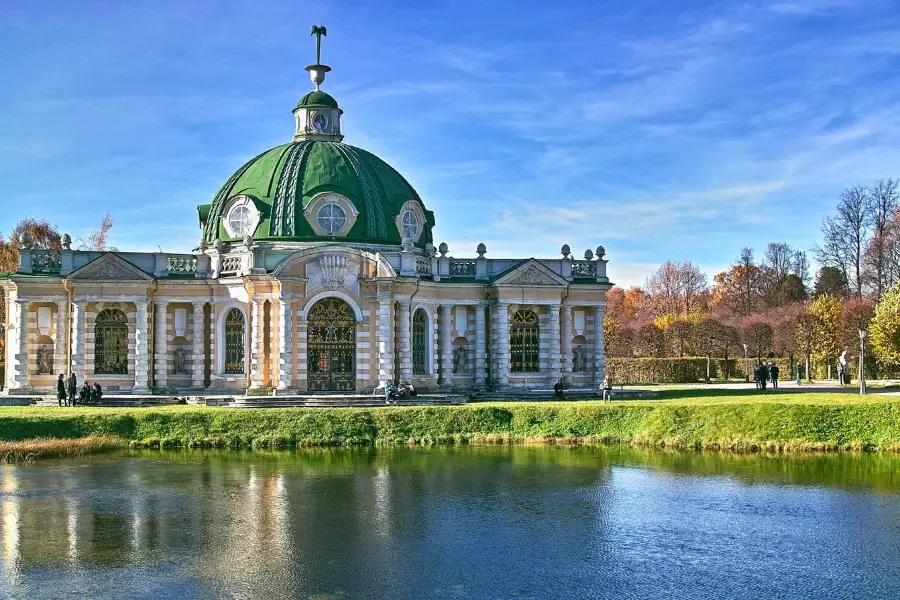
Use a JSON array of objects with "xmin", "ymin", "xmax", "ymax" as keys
[{"xmin": 0, "ymin": 447, "xmax": 899, "ymax": 599}]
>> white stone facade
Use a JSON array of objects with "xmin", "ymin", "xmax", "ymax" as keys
[{"xmin": 2, "ymin": 243, "xmax": 611, "ymax": 394}]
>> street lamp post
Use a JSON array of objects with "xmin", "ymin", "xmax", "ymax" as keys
[
  {"xmin": 858, "ymin": 329, "xmax": 867, "ymax": 396},
  {"xmin": 742, "ymin": 343, "xmax": 749, "ymax": 383}
]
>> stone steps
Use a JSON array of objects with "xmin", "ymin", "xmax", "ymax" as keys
[{"xmin": 227, "ymin": 394, "xmax": 466, "ymax": 408}]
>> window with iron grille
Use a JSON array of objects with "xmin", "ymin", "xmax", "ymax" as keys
[
  {"xmin": 412, "ymin": 309, "xmax": 427, "ymax": 374},
  {"xmin": 510, "ymin": 309, "xmax": 539, "ymax": 373},
  {"xmin": 224, "ymin": 308, "xmax": 245, "ymax": 374},
  {"xmin": 95, "ymin": 308, "xmax": 128, "ymax": 374}
]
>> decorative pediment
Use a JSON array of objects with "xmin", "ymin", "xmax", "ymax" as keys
[
  {"xmin": 68, "ymin": 253, "xmax": 154, "ymax": 281},
  {"xmin": 494, "ymin": 259, "xmax": 568, "ymax": 287}
]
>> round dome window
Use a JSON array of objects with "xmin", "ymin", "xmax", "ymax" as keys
[
  {"xmin": 227, "ymin": 204, "xmax": 253, "ymax": 236},
  {"xmin": 317, "ymin": 202, "xmax": 347, "ymax": 234},
  {"xmin": 401, "ymin": 210, "xmax": 419, "ymax": 239}
]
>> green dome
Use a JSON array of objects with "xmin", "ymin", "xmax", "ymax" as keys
[
  {"xmin": 296, "ymin": 91, "xmax": 339, "ymax": 109},
  {"xmin": 200, "ymin": 141, "xmax": 435, "ymax": 246}
]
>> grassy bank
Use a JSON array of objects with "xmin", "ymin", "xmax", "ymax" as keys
[
  {"xmin": 1, "ymin": 392, "xmax": 900, "ymax": 453},
  {"xmin": 0, "ymin": 435, "xmax": 126, "ymax": 463}
]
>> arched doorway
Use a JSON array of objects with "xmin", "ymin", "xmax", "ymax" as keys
[{"xmin": 307, "ymin": 297, "xmax": 356, "ymax": 391}]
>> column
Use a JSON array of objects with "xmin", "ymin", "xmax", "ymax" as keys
[
  {"xmin": 440, "ymin": 304, "xmax": 452, "ymax": 384},
  {"xmin": 561, "ymin": 304, "xmax": 573, "ymax": 383},
  {"xmin": 153, "ymin": 300, "xmax": 169, "ymax": 389},
  {"xmin": 277, "ymin": 297, "xmax": 293, "ymax": 390},
  {"xmin": 549, "ymin": 304, "xmax": 561, "ymax": 382},
  {"xmin": 249, "ymin": 299, "xmax": 264, "ymax": 389},
  {"xmin": 54, "ymin": 301, "xmax": 68, "ymax": 377},
  {"xmin": 70, "ymin": 300, "xmax": 86, "ymax": 379},
  {"xmin": 398, "ymin": 301, "xmax": 412, "ymax": 383},
  {"xmin": 376, "ymin": 294, "xmax": 394, "ymax": 387},
  {"xmin": 475, "ymin": 303, "xmax": 487, "ymax": 385},
  {"xmin": 11, "ymin": 301, "xmax": 28, "ymax": 389},
  {"xmin": 496, "ymin": 302, "xmax": 510, "ymax": 385},
  {"xmin": 133, "ymin": 301, "xmax": 150, "ymax": 393},
  {"xmin": 594, "ymin": 304, "xmax": 606, "ymax": 384},
  {"xmin": 191, "ymin": 301, "xmax": 205, "ymax": 389},
  {"xmin": 296, "ymin": 311, "xmax": 307, "ymax": 390}
]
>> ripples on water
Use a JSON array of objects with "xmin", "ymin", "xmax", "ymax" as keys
[{"xmin": 1, "ymin": 447, "xmax": 900, "ymax": 599}]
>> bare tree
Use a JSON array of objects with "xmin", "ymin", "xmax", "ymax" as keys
[
  {"xmin": 864, "ymin": 179, "xmax": 899, "ymax": 299},
  {"xmin": 815, "ymin": 185, "xmax": 869, "ymax": 298},
  {"xmin": 646, "ymin": 260, "xmax": 708, "ymax": 316},
  {"xmin": 78, "ymin": 212, "xmax": 116, "ymax": 251}
]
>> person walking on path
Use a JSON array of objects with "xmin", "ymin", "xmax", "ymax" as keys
[
  {"xmin": 796, "ymin": 364, "xmax": 803, "ymax": 386},
  {"xmin": 753, "ymin": 364, "xmax": 761, "ymax": 390},
  {"xmin": 759, "ymin": 363, "xmax": 768, "ymax": 390},
  {"xmin": 770, "ymin": 362, "xmax": 779, "ymax": 389},
  {"xmin": 66, "ymin": 372, "xmax": 77, "ymax": 406},
  {"xmin": 56, "ymin": 374, "xmax": 67, "ymax": 407}
]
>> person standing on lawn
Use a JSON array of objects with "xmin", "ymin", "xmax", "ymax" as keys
[{"xmin": 770, "ymin": 362, "xmax": 779, "ymax": 389}]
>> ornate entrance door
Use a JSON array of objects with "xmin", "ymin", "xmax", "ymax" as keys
[{"xmin": 307, "ymin": 297, "xmax": 356, "ymax": 391}]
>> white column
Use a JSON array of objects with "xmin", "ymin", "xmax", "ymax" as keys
[
  {"xmin": 440, "ymin": 304, "xmax": 453, "ymax": 384},
  {"xmin": 10, "ymin": 301, "xmax": 28, "ymax": 389},
  {"xmin": 70, "ymin": 300, "xmax": 86, "ymax": 380},
  {"xmin": 475, "ymin": 303, "xmax": 486, "ymax": 385},
  {"xmin": 249, "ymin": 299, "xmax": 264, "ymax": 390},
  {"xmin": 496, "ymin": 302, "xmax": 510, "ymax": 385},
  {"xmin": 54, "ymin": 301, "xmax": 67, "ymax": 377},
  {"xmin": 398, "ymin": 301, "xmax": 412, "ymax": 383},
  {"xmin": 296, "ymin": 311, "xmax": 307, "ymax": 390},
  {"xmin": 277, "ymin": 297, "xmax": 293, "ymax": 390},
  {"xmin": 594, "ymin": 304, "xmax": 606, "ymax": 384},
  {"xmin": 561, "ymin": 304, "xmax": 573, "ymax": 382},
  {"xmin": 191, "ymin": 301, "xmax": 205, "ymax": 389},
  {"xmin": 153, "ymin": 300, "xmax": 169, "ymax": 389},
  {"xmin": 133, "ymin": 301, "xmax": 150, "ymax": 393},
  {"xmin": 377, "ymin": 294, "xmax": 394, "ymax": 387},
  {"xmin": 549, "ymin": 304, "xmax": 561, "ymax": 382}
]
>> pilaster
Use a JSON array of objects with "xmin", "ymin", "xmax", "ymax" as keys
[
  {"xmin": 549, "ymin": 304, "xmax": 561, "ymax": 382},
  {"xmin": 54, "ymin": 301, "xmax": 68, "ymax": 377},
  {"xmin": 71, "ymin": 300, "xmax": 86, "ymax": 380},
  {"xmin": 277, "ymin": 297, "xmax": 293, "ymax": 390},
  {"xmin": 561, "ymin": 304, "xmax": 573, "ymax": 382},
  {"xmin": 133, "ymin": 301, "xmax": 150, "ymax": 393},
  {"xmin": 249, "ymin": 300, "xmax": 264, "ymax": 390},
  {"xmin": 11, "ymin": 301, "xmax": 28, "ymax": 389},
  {"xmin": 475, "ymin": 303, "xmax": 487, "ymax": 385},
  {"xmin": 594, "ymin": 304, "xmax": 606, "ymax": 384},
  {"xmin": 398, "ymin": 301, "xmax": 412, "ymax": 383},
  {"xmin": 440, "ymin": 304, "xmax": 453, "ymax": 384},
  {"xmin": 153, "ymin": 300, "xmax": 169, "ymax": 389},
  {"xmin": 377, "ymin": 294, "xmax": 394, "ymax": 386},
  {"xmin": 191, "ymin": 301, "xmax": 206, "ymax": 389},
  {"xmin": 496, "ymin": 302, "xmax": 510, "ymax": 385}
]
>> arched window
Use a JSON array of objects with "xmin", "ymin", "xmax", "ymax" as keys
[
  {"xmin": 412, "ymin": 309, "xmax": 427, "ymax": 374},
  {"xmin": 95, "ymin": 308, "xmax": 128, "ymax": 374},
  {"xmin": 510, "ymin": 309, "xmax": 539, "ymax": 373},
  {"xmin": 224, "ymin": 308, "xmax": 245, "ymax": 374}
]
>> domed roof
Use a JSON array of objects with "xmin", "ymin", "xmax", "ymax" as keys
[
  {"xmin": 296, "ymin": 90, "xmax": 339, "ymax": 109},
  {"xmin": 199, "ymin": 141, "xmax": 435, "ymax": 247}
]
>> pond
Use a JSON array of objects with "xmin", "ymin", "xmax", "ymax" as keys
[{"xmin": 2, "ymin": 446, "xmax": 900, "ymax": 599}]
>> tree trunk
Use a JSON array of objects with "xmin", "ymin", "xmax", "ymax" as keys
[
  {"xmin": 706, "ymin": 355, "xmax": 711, "ymax": 382},
  {"xmin": 805, "ymin": 354, "xmax": 811, "ymax": 383}
]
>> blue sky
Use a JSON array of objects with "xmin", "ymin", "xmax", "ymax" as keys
[{"xmin": 2, "ymin": 0, "xmax": 899, "ymax": 287}]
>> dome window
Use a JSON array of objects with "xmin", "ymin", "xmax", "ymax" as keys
[
  {"xmin": 304, "ymin": 193, "xmax": 359, "ymax": 237},
  {"xmin": 223, "ymin": 196, "xmax": 260, "ymax": 238},
  {"xmin": 401, "ymin": 210, "xmax": 419, "ymax": 239},
  {"xmin": 317, "ymin": 202, "xmax": 347, "ymax": 234}
]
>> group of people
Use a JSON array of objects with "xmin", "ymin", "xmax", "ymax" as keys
[
  {"xmin": 753, "ymin": 362, "xmax": 780, "ymax": 390},
  {"xmin": 384, "ymin": 380, "xmax": 417, "ymax": 404},
  {"xmin": 55, "ymin": 373, "xmax": 102, "ymax": 406},
  {"xmin": 553, "ymin": 374, "xmax": 614, "ymax": 402}
]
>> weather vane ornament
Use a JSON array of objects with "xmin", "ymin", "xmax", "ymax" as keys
[{"xmin": 305, "ymin": 25, "xmax": 331, "ymax": 91}]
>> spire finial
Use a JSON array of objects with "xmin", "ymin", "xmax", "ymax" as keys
[{"xmin": 305, "ymin": 25, "xmax": 331, "ymax": 91}]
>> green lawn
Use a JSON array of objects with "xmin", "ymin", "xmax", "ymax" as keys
[{"xmin": 1, "ymin": 390, "xmax": 898, "ymax": 453}]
